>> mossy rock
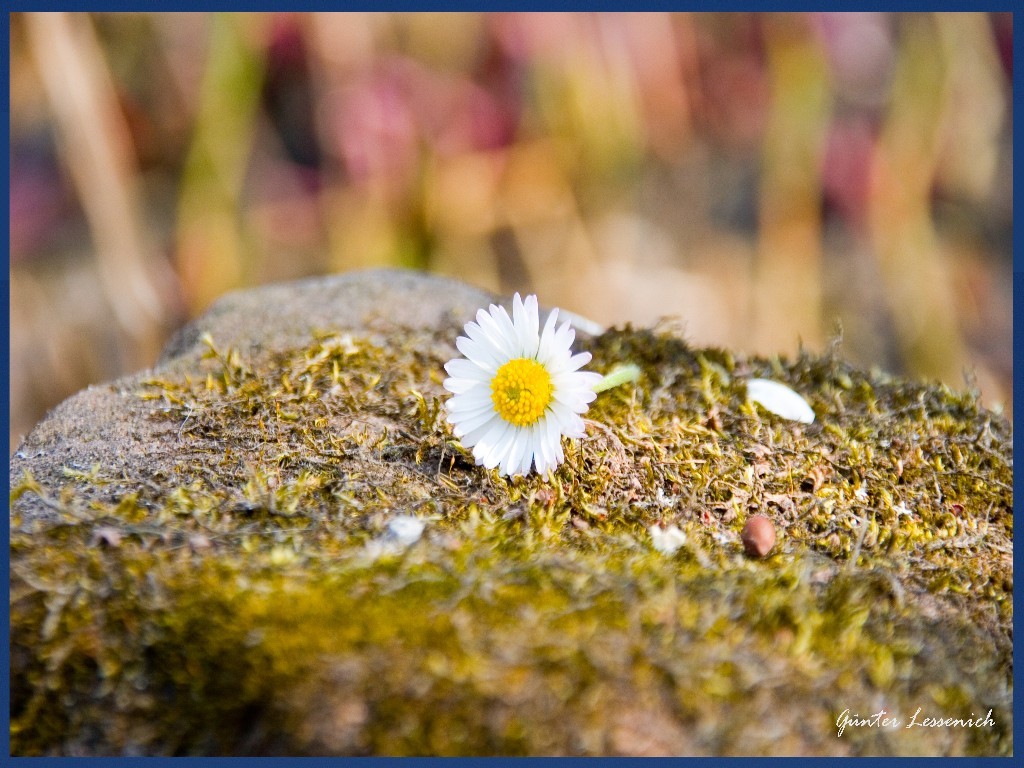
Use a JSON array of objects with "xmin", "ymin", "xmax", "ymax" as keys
[{"xmin": 9, "ymin": 269, "xmax": 1012, "ymax": 756}]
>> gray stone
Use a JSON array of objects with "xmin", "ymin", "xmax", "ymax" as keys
[{"xmin": 9, "ymin": 268, "xmax": 1012, "ymax": 757}]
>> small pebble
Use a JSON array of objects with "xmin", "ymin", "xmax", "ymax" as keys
[{"xmin": 741, "ymin": 515, "xmax": 776, "ymax": 558}]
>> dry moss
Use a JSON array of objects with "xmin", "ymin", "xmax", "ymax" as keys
[{"xmin": 9, "ymin": 325, "xmax": 1012, "ymax": 756}]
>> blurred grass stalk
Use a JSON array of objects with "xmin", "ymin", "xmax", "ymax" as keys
[
  {"xmin": 175, "ymin": 13, "xmax": 269, "ymax": 314},
  {"xmin": 867, "ymin": 13, "xmax": 972, "ymax": 389},
  {"xmin": 753, "ymin": 14, "xmax": 830, "ymax": 354},
  {"xmin": 24, "ymin": 12, "xmax": 172, "ymax": 366}
]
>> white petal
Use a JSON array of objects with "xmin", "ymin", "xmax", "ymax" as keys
[
  {"xmin": 464, "ymin": 319, "xmax": 509, "ymax": 359},
  {"xmin": 650, "ymin": 524, "xmax": 686, "ymax": 555},
  {"xmin": 493, "ymin": 423, "xmax": 520, "ymax": 474},
  {"xmin": 550, "ymin": 404, "xmax": 586, "ymax": 438},
  {"xmin": 544, "ymin": 345, "xmax": 585, "ymax": 373},
  {"xmin": 446, "ymin": 390, "xmax": 494, "ymax": 413},
  {"xmin": 460, "ymin": 416, "xmax": 501, "ymax": 448},
  {"xmin": 511, "ymin": 293, "xmax": 525, "ymax": 342},
  {"xmin": 552, "ymin": 388, "xmax": 595, "ymax": 411},
  {"xmin": 552, "ymin": 320, "xmax": 576, "ymax": 356},
  {"xmin": 504, "ymin": 428, "xmax": 529, "ymax": 477},
  {"xmin": 746, "ymin": 378, "xmax": 815, "ymax": 424},
  {"xmin": 493, "ymin": 436, "xmax": 514, "ymax": 475},
  {"xmin": 443, "ymin": 377, "xmax": 485, "ymax": 395},
  {"xmin": 449, "ymin": 406, "xmax": 498, "ymax": 434},
  {"xmin": 562, "ymin": 351, "xmax": 593, "ymax": 373},
  {"xmin": 531, "ymin": 437, "xmax": 547, "ymax": 475},
  {"xmin": 456, "ymin": 336, "xmax": 501, "ymax": 371},
  {"xmin": 459, "ymin": 320, "xmax": 487, "ymax": 348},
  {"xmin": 542, "ymin": 432, "xmax": 560, "ymax": 474},
  {"xmin": 445, "ymin": 358, "xmax": 491, "ymax": 381},
  {"xmin": 506, "ymin": 431, "xmax": 528, "ymax": 477},
  {"xmin": 476, "ymin": 308, "xmax": 516, "ymax": 359},
  {"xmin": 452, "ymin": 408, "xmax": 501, "ymax": 438},
  {"xmin": 491, "ymin": 304, "xmax": 519, "ymax": 354},
  {"xmin": 546, "ymin": 402, "xmax": 576, "ymax": 431},
  {"xmin": 474, "ymin": 417, "xmax": 509, "ymax": 463},
  {"xmin": 524, "ymin": 294, "xmax": 540, "ymax": 344},
  {"xmin": 520, "ymin": 432, "xmax": 540, "ymax": 476},
  {"xmin": 552, "ymin": 368, "xmax": 602, "ymax": 388},
  {"xmin": 537, "ymin": 419, "xmax": 560, "ymax": 475},
  {"xmin": 388, "ymin": 516, "xmax": 425, "ymax": 546},
  {"xmin": 536, "ymin": 308, "xmax": 560, "ymax": 365},
  {"xmin": 558, "ymin": 384, "xmax": 601, "ymax": 405},
  {"xmin": 479, "ymin": 421, "xmax": 515, "ymax": 470},
  {"xmin": 552, "ymin": 377, "xmax": 600, "ymax": 400},
  {"xmin": 511, "ymin": 293, "xmax": 536, "ymax": 358},
  {"xmin": 546, "ymin": 418, "xmax": 564, "ymax": 463},
  {"xmin": 521, "ymin": 423, "xmax": 541, "ymax": 474}
]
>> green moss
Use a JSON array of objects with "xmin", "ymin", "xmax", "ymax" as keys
[{"xmin": 9, "ymin": 326, "xmax": 1012, "ymax": 755}]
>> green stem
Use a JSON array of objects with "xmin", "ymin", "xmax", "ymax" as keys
[{"xmin": 594, "ymin": 364, "xmax": 641, "ymax": 393}]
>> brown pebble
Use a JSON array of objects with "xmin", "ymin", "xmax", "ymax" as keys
[{"xmin": 741, "ymin": 515, "xmax": 776, "ymax": 558}]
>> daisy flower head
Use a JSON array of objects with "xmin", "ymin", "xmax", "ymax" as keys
[{"xmin": 443, "ymin": 293, "xmax": 603, "ymax": 477}]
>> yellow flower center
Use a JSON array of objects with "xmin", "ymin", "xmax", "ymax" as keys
[{"xmin": 490, "ymin": 357, "xmax": 554, "ymax": 427}]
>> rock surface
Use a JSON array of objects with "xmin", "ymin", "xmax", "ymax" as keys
[
  {"xmin": 11, "ymin": 270, "xmax": 494, "ymax": 527},
  {"xmin": 10, "ymin": 269, "xmax": 1013, "ymax": 756}
]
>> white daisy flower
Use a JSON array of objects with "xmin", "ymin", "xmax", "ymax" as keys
[{"xmin": 443, "ymin": 293, "xmax": 603, "ymax": 477}]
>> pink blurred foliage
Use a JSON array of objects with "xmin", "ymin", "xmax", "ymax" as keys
[
  {"xmin": 9, "ymin": 154, "xmax": 73, "ymax": 261},
  {"xmin": 327, "ymin": 56, "xmax": 517, "ymax": 194},
  {"xmin": 822, "ymin": 118, "xmax": 878, "ymax": 232}
]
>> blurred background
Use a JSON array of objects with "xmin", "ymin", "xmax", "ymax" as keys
[{"xmin": 9, "ymin": 12, "xmax": 1013, "ymax": 451}]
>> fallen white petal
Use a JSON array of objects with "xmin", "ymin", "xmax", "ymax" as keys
[
  {"xmin": 746, "ymin": 379, "xmax": 815, "ymax": 424},
  {"xmin": 649, "ymin": 524, "xmax": 687, "ymax": 555},
  {"xmin": 387, "ymin": 515, "xmax": 425, "ymax": 546}
]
